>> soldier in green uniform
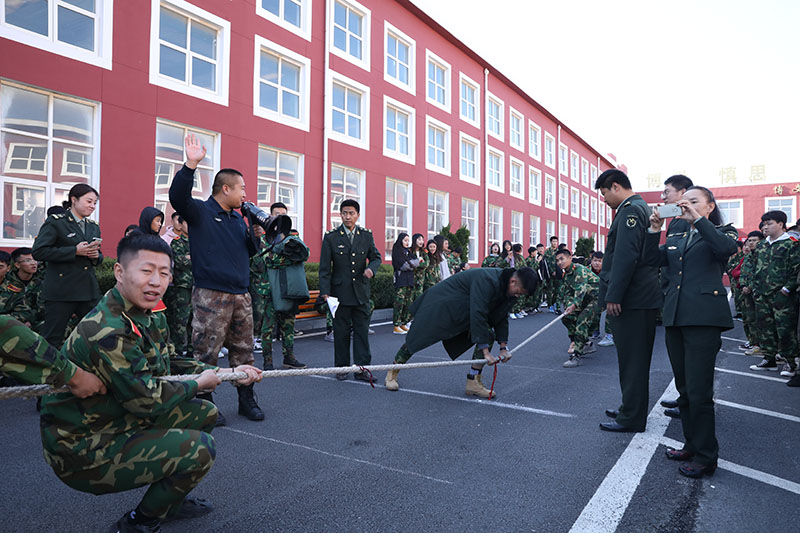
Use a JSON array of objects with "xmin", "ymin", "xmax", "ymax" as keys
[
  {"xmin": 0, "ymin": 250, "xmax": 33, "ymax": 324},
  {"xmin": 32, "ymin": 184, "xmax": 103, "ymax": 349},
  {"xmin": 165, "ymin": 215, "xmax": 193, "ymax": 354},
  {"xmin": 391, "ymin": 232, "xmax": 418, "ymax": 334},
  {"xmin": 556, "ymin": 248, "xmax": 600, "ymax": 368},
  {"xmin": 594, "ymin": 169, "xmax": 662, "ymax": 433},
  {"xmin": 249, "ymin": 225, "xmax": 269, "ymax": 351},
  {"xmin": 410, "ymin": 233, "xmax": 427, "ymax": 302},
  {"xmin": 509, "ymin": 244, "xmax": 528, "ymax": 318},
  {"xmin": 319, "ymin": 200, "xmax": 381, "ymax": 381},
  {"xmin": 748, "ymin": 210, "xmax": 800, "ymax": 374},
  {"xmin": 481, "ymin": 242, "xmax": 503, "ymax": 268},
  {"xmin": 9, "ymin": 247, "xmax": 45, "ymax": 331},
  {"xmin": 543, "ymin": 236, "xmax": 560, "ymax": 313},
  {"xmin": 40, "ymin": 232, "xmax": 262, "ymax": 532},
  {"xmin": 738, "ymin": 230, "xmax": 765, "ymax": 353},
  {"xmin": 725, "ymin": 242, "xmax": 745, "ymax": 318}
]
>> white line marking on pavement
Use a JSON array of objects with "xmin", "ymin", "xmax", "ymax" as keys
[
  {"xmin": 715, "ymin": 367, "xmax": 788, "ymax": 383},
  {"xmin": 660, "ymin": 436, "xmax": 800, "ymax": 495},
  {"xmin": 309, "ymin": 375, "xmax": 575, "ymax": 418},
  {"xmin": 721, "ymin": 336, "xmax": 746, "ymax": 343},
  {"xmin": 569, "ymin": 379, "xmax": 679, "ymax": 533},
  {"xmin": 412, "ymin": 355, "xmax": 611, "ymax": 378},
  {"xmin": 219, "ymin": 427, "xmax": 453, "ymax": 485},
  {"xmin": 715, "ymin": 399, "xmax": 800, "ymax": 423}
]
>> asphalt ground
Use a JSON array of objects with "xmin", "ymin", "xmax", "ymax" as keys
[{"xmin": 1, "ymin": 302, "xmax": 798, "ymax": 532}]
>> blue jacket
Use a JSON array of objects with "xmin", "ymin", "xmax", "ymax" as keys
[{"xmin": 168, "ymin": 164, "xmax": 255, "ymax": 294}]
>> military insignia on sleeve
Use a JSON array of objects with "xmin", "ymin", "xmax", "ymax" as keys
[
  {"xmin": 6, "ymin": 284, "xmax": 22, "ymax": 293},
  {"xmin": 626, "ymin": 216, "xmax": 637, "ymax": 228}
]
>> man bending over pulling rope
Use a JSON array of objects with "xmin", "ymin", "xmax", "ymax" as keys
[
  {"xmin": 385, "ymin": 267, "xmax": 538, "ymax": 397},
  {"xmin": 40, "ymin": 233, "xmax": 262, "ymax": 533}
]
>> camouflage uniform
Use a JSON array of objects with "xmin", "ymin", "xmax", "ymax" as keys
[
  {"xmin": 726, "ymin": 250, "xmax": 744, "ymax": 317},
  {"xmin": 543, "ymin": 247, "xmax": 560, "ymax": 308},
  {"xmin": 0, "ymin": 272, "xmax": 34, "ymax": 324},
  {"xmin": 509, "ymin": 253, "xmax": 527, "ymax": 314},
  {"xmin": 249, "ymin": 236, "xmax": 269, "ymax": 341},
  {"xmin": 423, "ymin": 254, "xmax": 442, "ymax": 291},
  {"xmin": 751, "ymin": 236, "xmax": 800, "ymax": 367},
  {"xmin": 588, "ymin": 266, "xmax": 612, "ymax": 336},
  {"xmin": 0, "ymin": 315, "xmax": 77, "ymax": 386},
  {"xmin": 738, "ymin": 251, "xmax": 759, "ymax": 346},
  {"xmin": 481, "ymin": 254, "xmax": 505, "ymax": 268},
  {"xmin": 559, "ymin": 263, "xmax": 600, "ymax": 356},
  {"xmin": 40, "ymin": 287, "xmax": 218, "ymax": 520},
  {"xmin": 165, "ymin": 235, "xmax": 193, "ymax": 354},
  {"xmin": 413, "ymin": 252, "xmax": 428, "ymax": 301},
  {"xmin": 4, "ymin": 268, "xmax": 45, "ymax": 331}
]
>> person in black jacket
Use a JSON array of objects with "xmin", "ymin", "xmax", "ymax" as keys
[
  {"xmin": 647, "ymin": 186, "xmax": 738, "ymax": 478},
  {"xmin": 137, "ymin": 206, "xmax": 165, "ymax": 237},
  {"xmin": 391, "ymin": 233, "xmax": 418, "ymax": 334}
]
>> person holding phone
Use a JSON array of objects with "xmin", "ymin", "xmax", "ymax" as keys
[{"xmin": 32, "ymin": 183, "xmax": 103, "ymax": 348}]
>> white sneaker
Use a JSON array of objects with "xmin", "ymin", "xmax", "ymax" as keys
[
  {"xmin": 253, "ymin": 338, "xmax": 262, "ymax": 352},
  {"xmin": 518, "ymin": 310, "xmax": 527, "ymax": 317},
  {"xmin": 218, "ymin": 347, "xmax": 228, "ymax": 359},
  {"xmin": 509, "ymin": 313, "xmax": 518, "ymax": 320},
  {"xmin": 597, "ymin": 334, "xmax": 615, "ymax": 347},
  {"xmin": 780, "ymin": 363, "xmax": 796, "ymax": 377},
  {"xmin": 563, "ymin": 355, "xmax": 582, "ymax": 368}
]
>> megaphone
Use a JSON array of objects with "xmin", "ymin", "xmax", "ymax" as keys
[{"xmin": 241, "ymin": 201, "xmax": 292, "ymax": 242}]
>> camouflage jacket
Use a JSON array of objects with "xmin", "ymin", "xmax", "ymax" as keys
[
  {"xmin": 424, "ymin": 253, "xmax": 442, "ymax": 286},
  {"xmin": 170, "ymin": 235, "xmax": 193, "ymax": 289},
  {"xmin": 251, "ymin": 233, "xmax": 307, "ymax": 297},
  {"xmin": 738, "ymin": 250, "xmax": 757, "ymax": 289},
  {"xmin": 413, "ymin": 251, "xmax": 428, "ymax": 287},
  {"xmin": 558, "ymin": 263, "xmax": 599, "ymax": 309},
  {"xmin": 0, "ymin": 272, "xmax": 33, "ymax": 323},
  {"xmin": 725, "ymin": 250, "xmax": 744, "ymax": 275},
  {"xmin": 0, "ymin": 315, "xmax": 77, "ymax": 387},
  {"xmin": 481, "ymin": 254, "xmax": 508, "ymax": 268},
  {"xmin": 40, "ymin": 287, "xmax": 214, "ymax": 473},
  {"xmin": 524, "ymin": 255, "xmax": 540, "ymax": 269},
  {"xmin": 543, "ymin": 247, "xmax": 558, "ymax": 272},
  {"xmin": 751, "ymin": 235, "xmax": 800, "ymax": 295}
]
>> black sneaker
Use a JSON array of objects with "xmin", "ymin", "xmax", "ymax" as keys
[
  {"xmin": 282, "ymin": 356, "xmax": 306, "ymax": 369},
  {"xmin": 738, "ymin": 341, "xmax": 751, "ymax": 351},
  {"xmin": 162, "ymin": 497, "xmax": 213, "ymax": 523},
  {"xmin": 749, "ymin": 359, "xmax": 778, "ymax": 371},
  {"xmin": 112, "ymin": 512, "xmax": 161, "ymax": 533}
]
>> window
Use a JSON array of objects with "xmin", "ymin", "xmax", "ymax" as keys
[
  {"xmin": 329, "ymin": 163, "xmax": 363, "ymax": 228},
  {"xmin": 487, "ymin": 148, "xmax": 503, "ymax": 192},
  {"xmin": 509, "ymin": 108, "xmax": 523, "ymax": 152},
  {"xmin": 150, "ymin": 0, "xmax": 230, "ymax": 105},
  {"xmin": 329, "ymin": 72, "xmax": 369, "ymax": 150},
  {"xmin": 591, "ymin": 197, "xmax": 598, "ymax": 223},
  {"xmin": 607, "ymin": 206, "xmax": 612, "ymax": 228},
  {"xmin": 487, "ymin": 92, "xmax": 503, "ymax": 140},
  {"xmin": 717, "ymin": 199, "xmax": 743, "ymax": 228},
  {"xmin": 570, "ymin": 151, "xmax": 579, "ymax": 181},
  {"xmin": 459, "ymin": 73, "xmax": 480, "ymax": 127},
  {"xmin": 581, "ymin": 192, "xmax": 589, "ymax": 221},
  {"xmin": 0, "ymin": 82, "xmax": 99, "ymax": 243},
  {"xmin": 384, "ymin": 22, "xmax": 414, "ymax": 93},
  {"xmin": 571, "ymin": 187, "xmax": 579, "ymax": 217},
  {"xmin": 572, "ymin": 227, "xmax": 579, "ymax": 249},
  {"xmin": 509, "ymin": 157, "xmax": 524, "ymax": 199},
  {"xmin": 511, "ymin": 211, "xmax": 522, "ymax": 244},
  {"xmin": 599, "ymin": 198, "xmax": 606, "ymax": 226},
  {"xmin": 425, "ymin": 116, "xmax": 451, "ymax": 175},
  {"xmin": 599, "ymin": 233, "xmax": 605, "ymax": 252},
  {"xmin": 530, "ymin": 215, "xmax": 540, "ymax": 247},
  {"xmin": 559, "ymin": 144, "xmax": 568, "ymax": 176},
  {"xmin": 528, "ymin": 120, "xmax": 541, "ymax": 160},
  {"xmin": 544, "ymin": 132, "xmax": 555, "ymax": 169},
  {"xmin": 488, "ymin": 205, "xmax": 502, "ymax": 245},
  {"xmin": 459, "ymin": 132, "xmax": 480, "ymax": 184},
  {"xmin": 559, "ymin": 182, "xmax": 568, "ymax": 214},
  {"xmin": 591, "ymin": 164, "xmax": 597, "ymax": 185},
  {"xmin": 427, "ymin": 189, "xmax": 448, "ymax": 239},
  {"xmin": 330, "ymin": 0, "xmax": 370, "ymax": 70},
  {"xmin": 546, "ymin": 220, "xmax": 555, "ymax": 242},
  {"xmin": 383, "ymin": 96, "xmax": 414, "ymax": 164},
  {"xmin": 462, "ymin": 197, "xmax": 478, "ymax": 262},
  {"xmin": 256, "ymin": 0, "xmax": 311, "ymax": 40},
  {"xmin": 425, "ymin": 50, "xmax": 451, "ymax": 112},
  {"xmin": 257, "ymin": 145, "xmax": 303, "ymax": 233},
  {"xmin": 765, "ymin": 197, "xmax": 795, "ymax": 224},
  {"xmin": 0, "ymin": 0, "xmax": 113, "ymax": 69},
  {"xmin": 544, "ymin": 174, "xmax": 556, "ymax": 210},
  {"xmin": 581, "ymin": 158, "xmax": 589, "ymax": 187},
  {"xmin": 385, "ymin": 178, "xmax": 411, "ymax": 258},
  {"xmin": 559, "ymin": 223, "xmax": 567, "ymax": 244},
  {"xmin": 529, "ymin": 166, "xmax": 541, "ymax": 205},
  {"xmin": 253, "ymin": 36, "xmax": 311, "ymax": 131}
]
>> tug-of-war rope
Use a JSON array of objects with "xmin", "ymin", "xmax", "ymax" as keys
[{"xmin": 0, "ymin": 315, "xmax": 564, "ymax": 401}]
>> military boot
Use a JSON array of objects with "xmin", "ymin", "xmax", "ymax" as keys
[
  {"xmin": 465, "ymin": 374, "xmax": 496, "ymax": 399},
  {"xmin": 282, "ymin": 354, "xmax": 306, "ymax": 369},
  {"xmin": 385, "ymin": 369, "xmax": 400, "ymax": 391},
  {"xmin": 237, "ymin": 384, "xmax": 265, "ymax": 421},
  {"xmin": 197, "ymin": 392, "xmax": 225, "ymax": 426},
  {"xmin": 262, "ymin": 355, "xmax": 273, "ymax": 371}
]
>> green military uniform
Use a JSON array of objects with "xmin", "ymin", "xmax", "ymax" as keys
[
  {"xmin": 165, "ymin": 235, "xmax": 193, "ymax": 354},
  {"xmin": 0, "ymin": 315, "xmax": 77, "ymax": 387},
  {"xmin": 249, "ymin": 235, "xmax": 269, "ymax": 342},
  {"xmin": 738, "ymin": 250, "xmax": 759, "ymax": 347},
  {"xmin": 725, "ymin": 250, "xmax": 745, "ymax": 317},
  {"xmin": 481, "ymin": 254, "xmax": 506, "ymax": 268},
  {"xmin": 559, "ymin": 263, "xmax": 600, "ymax": 357},
  {"xmin": 392, "ymin": 247, "xmax": 418, "ymax": 328},
  {"xmin": 14, "ymin": 267, "xmax": 46, "ymax": 332},
  {"xmin": 412, "ymin": 251, "xmax": 428, "ymax": 301},
  {"xmin": 750, "ymin": 235, "xmax": 800, "ymax": 367},
  {"xmin": 423, "ymin": 252, "xmax": 442, "ymax": 291},
  {"xmin": 0, "ymin": 271, "xmax": 33, "ymax": 323},
  {"xmin": 599, "ymin": 193, "xmax": 662, "ymax": 431},
  {"xmin": 647, "ymin": 216, "xmax": 738, "ymax": 466},
  {"xmin": 31, "ymin": 211, "xmax": 102, "ymax": 348},
  {"xmin": 523, "ymin": 254, "xmax": 543, "ymax": 310},
  {"xmin": 543, "ymin": 247, "xmax": 560, "ymax": 309},
  {"xmin": 508, "ymin": 253, "xmax": 527, "ymax": 314},
  {"xmin": 319, "ymin": 224, "xmax": 381, "ymax": 367},
  {"xmin": 40, "ymin": 287, "xmax": 217, "ymax": 521}
]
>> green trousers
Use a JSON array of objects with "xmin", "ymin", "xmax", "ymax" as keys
[
  {"xmin": 610, "ymin": 308, "xmax": 657, "ymax": 430},
  {"xmin": 333, "ymin": 303, "xmax": 372, "ymax": 367},
  {"xmin": 754, "ymin": 291, "xmax": 798, "ymax": 366},
  {"xmin": 393, "ymin": 285, "xmax": 414, "ymax": 326},
  {"xmin": 561, "ymin": 298, "xmax": 600, "ymax": 356}
]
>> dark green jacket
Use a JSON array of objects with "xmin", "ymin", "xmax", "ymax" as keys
[
  {"xmin": 31, "ymin": 212, "xmax": 102, "ymax": 302},
  {"xmin": 646, "ymin": 217, "xmax": 738, "ymax": 329},
  {"xmin": 599, "ymin": 194, "xmax": 661, "ymax": 309},
  {"xmin": 319, "ymin": 224, "xmax": 381, "ymax": 306},
  {"xmin": 406, "ymin": 268, "xmax": 515, "ymax": 359}
]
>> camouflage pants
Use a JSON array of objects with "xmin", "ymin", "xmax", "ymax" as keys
[
  {"xmin": 165, "ymin": 286, "xmax": 192, "ymax": 354},
  {"xmin": 546, "ymin": 279, "xmax": 561, "ymax": 308},
  {"xmin": 561, "ymin": 296, "xmax": 600, "ymax": 356},
  {"xmin": 589, "ymin": 304, "xmax": 613, "ymax": 335},
  {"xmin": 55, "ymin": 399, "xmax": 217, "ymax": 520},
  {"xmin": 754, "ymin": 291, "xmax": 798, "ymax": 366},
  {"xmin": 250, "ymin": 285, "xmax": 264, "ymax": 338},
  {"xmin": 741, "ymin": 292, "xmax": 757, "ymax": 345},
  {"xmin": 191, "ymin": 287, "xmax": 255, "ymax": 368},
  {"xmin": 261, "ymin": 291, "xmax": 296, "ymax": 359},
  {"xmin": 730, "ymin": 284, "xmax": 741, "ymax": 316},
  {"xmin": 393, "ymin": 286, "xmax": 414, "ymax": 326}
]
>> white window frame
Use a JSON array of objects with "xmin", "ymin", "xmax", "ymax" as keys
[
  {"xmin": 425, "ymin": 49, "xmax": 451, "ymax": 113},
  {"xmin": 764, "ymin": 197, "xmax": 795, "ymax": 224},
  {"xmin": 486, "ymin": 91, "xmax": 504, "ymax": 141},
  {"xmin": 544, "ymin": 132, "xmax": 555, "ymax": 169},
  {"xmin": 590, "ymin": 196, "xmax": 598, "ymax": 224},
  {"xmin": 329, "ymin": 0, "xmax": 371, "ymax": 71},
  {"xmin": 529, "ymin": 215, "xmax": 540, "ymax": 247},
  {"xmin": 488, "ymin": 204, "xmax": 502, "ymax": 245},
  {"xmin": 599, "ymin": 196, "xmax": 606, "ymax": 227},
  {"xmin": 486, "ymin": 147, "xmax": 504, "ymax": 193},
  {"xmin": 546, "ymin": 220, "xmax": 556, "ymax": 242},
  {"xmin": 384, "ymin": 177, "xmax": 412, "ymax": 259},
  {"xmin": 570, "ymin": 187, "xmax": 579, "ymax": 218},
  {"xmin": 528, "ymin": 120, "xmax": 541, "ymax": 161},
  {"xmin": 559, "ymin": 143, "xmax": 568, "ymax": 176},
  {"xmin": 149, "ymin": 0, "xmax": 231, "ymax": 106},
  {"xmin": 559, "ymin": 182, "xmax": 568, "ymax": 214},
  {"xmin": 599, "ymin": 233, "xmax": 605, "ymax": 252},
  {"xmin": 458, "ymin": 131, "xmax": 480, "ymax": 185},
  {"xmin": 572, "ymin": 227, "xmax": 579, "ymax": 249},
  {"xmin": 590, "ymin": 163, "xmax": 597, "ymax": 187},
  {"xmin": 256, "ymin": 144, "xmax": 305, "ymax": 236},
  {"xmin": 60, "ymin": 147, "xmax": 91, "ymax": 178},
  {"xmin": 510, "ymin": 210, "xmax": 523, "ymax": 244},
  {"xmin": 0, "ymin": 0, "xmax": 114, "ymax": 70},
  {"xmin": 559, "ymin": 223, "xmax": 567, "ymax": 244},
  {"xmin": 256, "ymin": 0, "xmax": 312, "ymax": 41},
  {"xmin": 4, "ymin": 143, "xmax": 48, "ymax": 176},
  {"xmin": 529, "ymin": 166, "xmax": 541, "ymax": 206},
  {"xmin": 581, "ymin": 192, "xmax": 589, "ymax": 221},
  {"xmin": 252, "ymin": 35, "xmax": 311, "ymax": 131},
  {"xmin": 329, "ymin": 163, "xmax": 365, "ymax": 229},
  {"xmin": 427, "ymin": 189, "xmax": 449, "ymax": 239},
  {"xmin": 570, "ymin": 150, "xmax": 579, "ymax": 182},
  {"xmin": 509, "ymin": 156, "xmax": 524, "ymax": 199},
  {"xmin": 425, "ymin": 115, "xmax": 451, "ymax": 176},
  {"xmin": 509, "ymin": 107, "xmax": 524, "ymax": 152},
  {"xmin": 581, "ymin": 158, "xmax": 589, "ymax": 187},
  {"xmin": 458, "ymin": 72, "xmax": 480, "ymax": 128},
  {"xmin": 384, "ymin": 21, "xmax": 415, "ymax": 94},
  {"xmin": 544, "ymin": 174, "xmax": 556, "ymax": 210},
  {"xmin": 327, "ymin": 70, "xmax": 370, "ymax": 150},
  {"xmin": 382, "ymin": 95, "xmax": 415, "ymax": 164},
  {"xmin": 461, "ymin": 197, "xmax": 479, "ymax": 263},
  {"xmin": 717, "ymin": 199, "xmax": 743, "ymax": 228},
  {"xmin": 607, "ymin": 206, "xmax": 612, "ymax": 228}
]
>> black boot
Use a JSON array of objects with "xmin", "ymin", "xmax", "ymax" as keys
[
  {"xmin": 263, "ymin": 354, "xmax": 273, "ymax": 371},
  {"xmin": 197, "ymin": 392, "xmax": 226, "ymax": 427},
  {"xmin": 237, "ymin": 384, "xmax": 265, "ymax": 421}
]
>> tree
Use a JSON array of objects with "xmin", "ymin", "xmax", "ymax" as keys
[
  {"xmin": 439, "ymin": 223, "xmax": 470, "ymax": 261},
  {"xmin": 575, "ymin": 236, "xmax": 595, "ymax": 259}
]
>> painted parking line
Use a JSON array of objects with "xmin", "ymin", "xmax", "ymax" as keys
[
  {"xmin": 715, "ymin": 367, "xmax": 788, "ymax": 383},
  {"xmin": 715, "ymin": 399, "xmax": 800, "ymax": 423},
  {"xmin": 219, "ymin": 426, "xmax": 453, "ymax": 485}
]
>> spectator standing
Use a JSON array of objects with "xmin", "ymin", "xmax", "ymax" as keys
[
  {"xmin": 543, "ymin": 236, "xmax": 560, "ymax": 313},
  {"xmin": 590, "ymin": 251, "xmax": 614, "ymax": 347},
  {"xmin": 391, "ymin": 232, "xmax": 418, "ymax": 334},
  {"xmin": 138, "ymin": 207, "xmax": 165, "ymax": 236},
  {"xmin": 165, "ymin": 214, "xmax": 193, "ymax": 355},
  {"xmin": 738, "ymin": 230, "xmax": 765, "ymax": 353},
  {"xmin": 410, "ymin": 233, "xmax": 427, "ymax": 302},
  {"xmin": 423, "ymin": 239, "xmax": 442, "ymax": 291},
  {"xmin": 482, "ymin": 242, "xmax": 503, "ymax": 267}
]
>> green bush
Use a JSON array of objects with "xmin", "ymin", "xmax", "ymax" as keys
[
  {"xmin": 304, "ymin": 262, "xmax": 393, "ymax": 309},
  {"xmin": 96, "ymin": 256, "xmax": 117, "ymax": 294},
  {"xmin": 575, "ymin": 237, "xmax": 595, "ymax": 259}
]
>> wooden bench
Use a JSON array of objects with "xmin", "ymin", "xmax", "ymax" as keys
[{"xmin": 296, "ymin": 289, "xmax": 323, "ymax": 319}]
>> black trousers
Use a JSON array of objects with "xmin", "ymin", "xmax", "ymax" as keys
[
  {"xmin": 665, "ymin": 326, "xmax": 721, "ymax": 466},
  {"xmin": 333, "ymin": 303, "xmax": 371, "ymax": 367},
  {"xmin": 610, "ymin": 308, "xmax": 657, "ymax": 430},
  {"xmin": 41, "ymin": 300, "xmax": 97, "ymax": 348}
]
